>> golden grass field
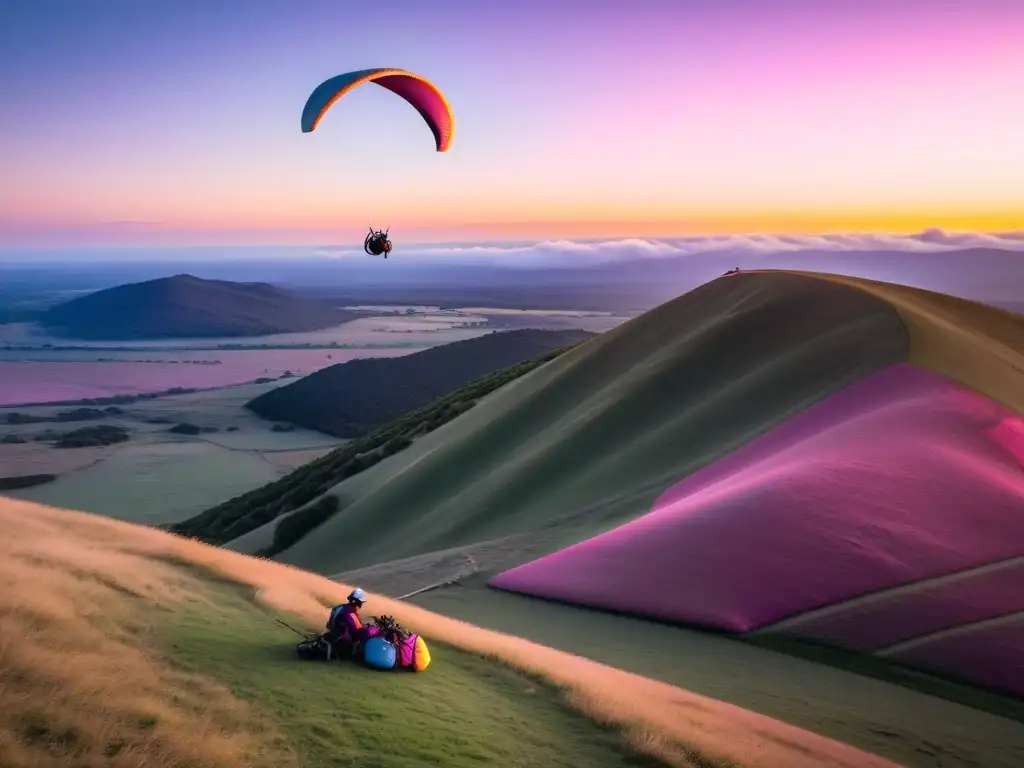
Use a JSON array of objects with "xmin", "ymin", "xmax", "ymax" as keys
[{"xmin": 0, "ymin": 497, "xmax": 896, "ymax": 768}]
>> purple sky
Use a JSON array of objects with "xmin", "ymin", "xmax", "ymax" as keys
[{"xmin": 1, "ymin": 0, "xmax": 1023, "ymax": 248}]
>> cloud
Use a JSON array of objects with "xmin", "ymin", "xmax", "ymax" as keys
[
  {"xmin": 314, "ymin": 229, "xmax": 1024, "ymax": 268},
  {"xmin": 911, "ymin": 227, "xmax": 1024, "ymax": 247}
]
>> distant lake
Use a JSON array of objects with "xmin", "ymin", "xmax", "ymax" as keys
[
  {"xmin": 0, "ymin": 309, "xmax": 491, "ymax": 350},
  {"xmin": 0, "ymin": 348, "xmax": 422, "ymax": 407},
  {"xmin": 0, "ymin": 306, "xmax": 628, "ymax": 406},
  {"xmin": 0, "ymin": 309, "xmax": 490, "ymax": 406}
]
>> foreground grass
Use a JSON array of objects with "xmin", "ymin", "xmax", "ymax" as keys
[
  {"xmin": 0, "ymin": 530, "xmax": 664, "ymax": 767},
  {"xmin": 0, "ymin": 498, "xmax": 897, "ymax": 768},
  {"xmin": 0, "ymin": 542, "xmax": 287, "ymax": 767},
  {"xmin": 162, "ymin": 584, "xmax": 665, "ymax": 768}
]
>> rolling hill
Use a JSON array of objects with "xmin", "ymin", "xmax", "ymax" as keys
[
  {"xmin": 246, "ymin": 328, "xmax": 596, "ymax": 437},
  {"xmin": 170, "ymin": 341, "xmax": 589, "ymax": 549},
  {"xmin": 271, "ymin": 271, "xmax": 911, "ymax": 573},
  {"xmin": 40, "ymin": 274, "xmax": 357, "ymax": 340},
  {"xmin": 489, "ymin": 363, "xmax": 1024, "ymax": 637},
  {"xmin": 479, "ymin": 275, "xmax": 1024, "ymax": 700}
]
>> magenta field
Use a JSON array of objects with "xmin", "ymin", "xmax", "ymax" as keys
[
  {"xmin": 489, "ymin": 363, "xmax": 1024, "ymax": 667},
  {"xmin": 886, "ymin": 617, "xmax": 1024, "ymax": 698},
  {"xmin": 776, "ymin": 557, "xmax": 1024, "ymax": 652},
  {"xmin": 0, "ymin": 348, "xmax": 416, "ymax": 406}
]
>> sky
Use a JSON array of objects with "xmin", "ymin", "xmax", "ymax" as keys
[{"xmin": 1, "ymin": 0, "xmax": 1023, "ymax": 249}]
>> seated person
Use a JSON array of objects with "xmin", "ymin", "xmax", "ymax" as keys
[{"xmin": 324, "ymin": 588, "xmax": 370, "ymax": 660}]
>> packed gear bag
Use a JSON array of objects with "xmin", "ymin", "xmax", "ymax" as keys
[
  {"xmin": 363, "ymin": 636, "xmax": 399, "ymax": 670},
  {"xmin": 395, "ymin": 632, "xmax": 431, "ymax": 672},
  {"xmin": 361, "ymin": 615, "xmax": 431, "ymax": 672}
]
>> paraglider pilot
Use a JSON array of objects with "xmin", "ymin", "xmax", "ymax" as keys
[
  {"xmin": 325, "ymin": 588, "xmax": 370, "ymax": 660},
  {"xmin": 364, "ymin": 227, "xmax": 392, "ymax": 257}
]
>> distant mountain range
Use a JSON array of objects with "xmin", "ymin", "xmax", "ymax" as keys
[
  {"xmin": 6, "ymin": 246, "xmax": 1022, "ymax": 322},
  {"xmin": 284, "ymin": 246, "xmax": 1024, "ymax": 314},
  {"xmin": 246, "ymin": 328, "xmax": 596, "ymax": 437},
  {"xmin": 40, "ymin": 274, "xmax": 357, "ymax": 340}
]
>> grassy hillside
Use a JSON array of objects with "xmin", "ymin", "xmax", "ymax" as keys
[
  {"xmin": 40, "ymin": 274, "xmax": 356, "ymax": 340},
  {"xmin": 170, "ymin": 342, "xmax": 587, "ymax": 549},
  {"xmin": 0, "ymin": 498, "xmax": 892, "ymax": 768},
  {"xmin": 246, "ymin": 329, "xmax": 595, "ymax": 437},
  {"xmin": 274, "ymin": 271, "xmax": 908, "ymax": 574},
  {"xmin": 793, "ymin": 270, "xmax": 1024, "ymax": 411}
]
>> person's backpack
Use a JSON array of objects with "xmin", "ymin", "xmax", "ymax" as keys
[
  {"xmin": 326, "ymin": 604, "xmax": 345, "ymax": 635},
  {"xmin": 327, "ymin": 603, "xmax": 364, "ymax": 640}
]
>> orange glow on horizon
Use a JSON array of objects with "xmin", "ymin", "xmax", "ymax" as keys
[{"xmin": 4, "ymin": 204, "xmax": 1022, "ymax": 247}]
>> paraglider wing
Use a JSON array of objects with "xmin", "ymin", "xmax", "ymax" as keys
[{"xmin": 301, "ymin": 68, "xmax": 454, "ymax": 152}]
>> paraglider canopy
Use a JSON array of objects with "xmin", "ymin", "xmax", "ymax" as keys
[{"xmin": 301, "ymin": 68, "xmax": 455, "ymax": 152}]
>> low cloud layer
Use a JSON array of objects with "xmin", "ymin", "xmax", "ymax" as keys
[{"xmin": 317, "ymin": 229, "xmax": 1024, "ymax": 268}]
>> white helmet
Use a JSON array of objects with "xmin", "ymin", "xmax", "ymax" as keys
[{"xmin": 348, "ymin": 588, "xmax": 366, "ymax": 604}]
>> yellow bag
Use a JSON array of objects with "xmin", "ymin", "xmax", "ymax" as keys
[{"xmin": 413, "ymin": 634, "xmax": 431, "ymax": 672}]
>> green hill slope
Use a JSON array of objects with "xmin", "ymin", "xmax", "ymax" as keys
[
  {"xmin": 275, "ymin": 271, "xmax": 907, "ymax": 575},
  {"xmin": 170, "ymin": 342, "xmax": 586, "ymax": 547}
]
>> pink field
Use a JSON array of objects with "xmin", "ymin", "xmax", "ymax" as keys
[
  {"xmin": 777, "ymin": 557, "xmax": 1024, "ymax": 652},
  {"xmin": 0, "ymin": 348, "xmax": 415, "ymax": 406},
  {"xmin": 886, "ymin": 618, "xmax": 1024, "ymax": 698},
  {"xmin": 490, "ymin": 363, "xmax": 1024, "ymax": 639}
]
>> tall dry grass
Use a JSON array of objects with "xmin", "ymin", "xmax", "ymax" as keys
[
  {"xmin": 0, "ymin": 498, "xmax": 897, "ymax": 768},
  {"xmin": 0, "ymin": 508, "xmax": 295, "ymax": 767}
]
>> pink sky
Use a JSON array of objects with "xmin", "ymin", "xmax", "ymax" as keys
[{"xmin": 2, "ymin": 1, "xmax": 1023, "ymax": 246}]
